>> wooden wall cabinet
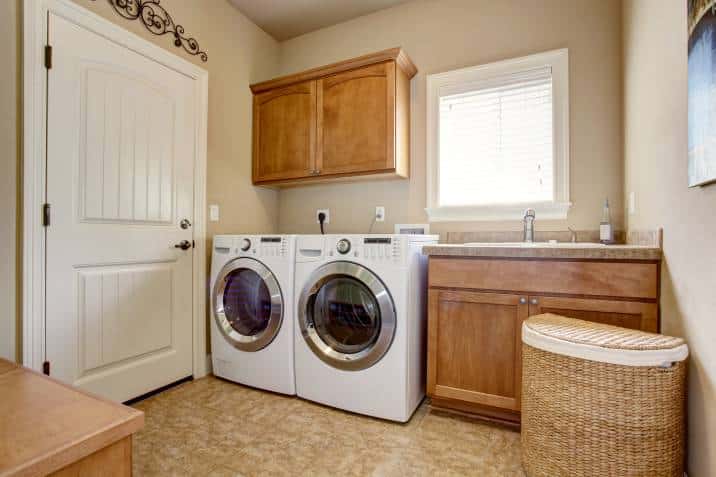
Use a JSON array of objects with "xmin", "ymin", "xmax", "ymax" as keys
[
  {"xmin": 250, "ymin": 48, "xmax": 416, "ymax": 186},
  {"xmin": 426, "ymin": 257, "xmax": 660, "ymax": 424},
  {"xmin": 252, "ymin": 82, "xmax": 316, "ymax": 183}
]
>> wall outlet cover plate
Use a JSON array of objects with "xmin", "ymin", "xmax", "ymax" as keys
[{"xmin": 316, "ymin": 208, "xmax": 330, "ymax": 224}]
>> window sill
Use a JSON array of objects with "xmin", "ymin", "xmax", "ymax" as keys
[{"xmin": 425, "ymin": 202, "xmax": 572, "ymax": 222}]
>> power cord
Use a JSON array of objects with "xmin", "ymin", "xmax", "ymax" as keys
[
  {"xmin": 318, "ymin": 212, "xmax": 326, "ymax": 235},
  {"xmin": 368, "ymin": 216, "xmax": 377, "ymax": 234}
]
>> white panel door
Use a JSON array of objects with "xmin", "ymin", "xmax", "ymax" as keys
[{"xmin": 45, "ymin": 13, "xmax": 195, "ymax": 402}]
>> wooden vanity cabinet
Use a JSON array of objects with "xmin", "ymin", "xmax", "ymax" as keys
[
  {"xmin": 250, "ymin": 48, "xmax": 415, "ymax": 186},
  {"xmin": 426, "ymin": 256, "xmax": 660, "ymax": 423}
]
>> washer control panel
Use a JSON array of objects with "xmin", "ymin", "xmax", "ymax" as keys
[
  {"xmin": 327, "ymin": 236, "xmax": 403, "ymax": 263},
  {"xmin": 363, "ymin": 237, "xmax": 402, "ymax": 262}
]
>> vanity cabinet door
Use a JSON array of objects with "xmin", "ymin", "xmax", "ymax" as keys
[
  {"xmin": 316, "ymin": 62, "xmax": 396, "ymax": 176},
  {"xmin": 528, "ymin": 296, "xmax": 658, "ymax": 332},
  {"xmin": 252, "ymin": 81, "xmax": 317, "ymax": 183},
  {"xmin": 427, "ymin": 290, "xmax": 529, "ymax": 413}
]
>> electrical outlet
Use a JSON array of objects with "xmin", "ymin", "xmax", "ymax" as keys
[
  {"xmin": 316, "ymin": 208, "xmax": 330, "ymax": 224},
  {"xmin": 375, "ymin": 206, "xmax": 385, "ymax": 222},
  {"xmin": 628, "ymin": 192, "xmax": 636, "ymax": 215}
]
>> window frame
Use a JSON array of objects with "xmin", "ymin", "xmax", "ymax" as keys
[{"xmin": 426, "ymin": 48, "xmax": 570, "ymax": 222}]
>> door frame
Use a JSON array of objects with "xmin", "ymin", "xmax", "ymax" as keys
[{"xmin": 22, "ymin": 0, "xmax": 209, "ymax": 379}]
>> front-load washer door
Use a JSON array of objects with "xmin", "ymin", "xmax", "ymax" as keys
[
  {"xmin": 298, "ymin": 261, "xmax": 396, "ymax": 371},
  {"xmin": 213, "ymin": 258, "xmax": 283, "ymax": 351}
]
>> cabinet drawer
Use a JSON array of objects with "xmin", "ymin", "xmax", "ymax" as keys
[
  {"xmin": 429, "ymin": 257, "xmax": 658, "ymax": 300},
  {"xmin": 529, "ymin": 296, "xmax": 658, "ymax": 332}
]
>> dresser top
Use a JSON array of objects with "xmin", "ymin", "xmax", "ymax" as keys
[{"xmin": 0, "ymin": 358, "xmax": 143, "ymax": 477}]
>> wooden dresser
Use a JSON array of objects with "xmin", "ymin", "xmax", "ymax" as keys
[
  {"xmin": 422, "ymin": 244, "xmax": 662, "ymax": 424},
  {"xmin": 0, "ymin": 359, "xmax": 144, "ymax": 476}
]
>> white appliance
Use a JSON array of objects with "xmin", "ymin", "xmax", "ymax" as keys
[
  {"xmin": 210, "ymin": 235, "xmax": 296, "ymax": 395},
  {"xmin": 293, "ymin": 234, "xmax": 438, "ymax": 422}
]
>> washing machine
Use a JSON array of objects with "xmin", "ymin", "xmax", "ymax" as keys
[
  {"xmin": 294, "ymin": 234, "xmax": 439, "ymax": 422},
  {"xmin": 210, "ymin": 235, "xmax": 296, "ymax": 395}
]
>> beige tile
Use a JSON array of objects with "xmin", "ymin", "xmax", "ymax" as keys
[{"xmin": 131, "ymin": 376, "xmax": 523, "ymax": 476}]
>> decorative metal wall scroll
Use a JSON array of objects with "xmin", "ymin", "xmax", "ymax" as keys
[{"xmin": 94, "ymin": 0, "xmax": 208, "ymax": 62}]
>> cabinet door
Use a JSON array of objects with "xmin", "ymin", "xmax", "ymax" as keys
[
  {"xmin": 529, "ymin": 296, "xmax": 658, "ymax": 332},
  {"xmin": 427, "ymin": 290, "xmax": 529, "ymax": 412},
  {"xmin": 253, "ymin": 81, "xmax": 316, "ymax": 183},
  {"xmin": 316, "ymin": 62, "xmax": 395, "ymax": 176}
]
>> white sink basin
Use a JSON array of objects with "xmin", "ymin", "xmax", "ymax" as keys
[{"xmin": 463, "ymin": 242, "xmax": 607, "ymax": 248}]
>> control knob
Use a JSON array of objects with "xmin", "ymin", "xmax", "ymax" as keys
[
  {"xmin": 240, "ymin": 238, "xmax": 251, "ymax": 251},
  {"xmin": 336, "ymin": 238, "xmax": 351, "ymax": 254}
]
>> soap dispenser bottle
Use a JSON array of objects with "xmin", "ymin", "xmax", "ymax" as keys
[{"xmin": 600, "ymin": 198, "xmax": 614, "ymax": 244}]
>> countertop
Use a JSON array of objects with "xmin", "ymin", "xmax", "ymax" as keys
[
  {"xmin": 0, "ymin": 358, "xmax": 144, "ymax": 477},
  {"xmin": 422, "ymin": 242, "xmax": 662, "ymax": 261}
]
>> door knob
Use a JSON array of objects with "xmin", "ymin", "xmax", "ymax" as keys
[
  {"xmin": 530, "ymin": 298, "xmax": 539, "ymax": 305},
  {"xmin": 180, "ymin": 219, "xmax": 192, "ymax": 229},
  {"xmin": 519, "ymin": 297, "xmax": 527, "ymax": 304},
  {"xmin": 174, "ymin": 240, "xmax": 192, "ymax": 250}
]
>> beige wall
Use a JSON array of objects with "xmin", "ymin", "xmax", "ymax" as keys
[
  {"xmin": 623, "ymin": 1, "xmax": 715, "ymax": 475},
  {"xmin": 0, "ymin": 0, "xmax": 282, "ymax": 361},
  {"xmin": 275, "ymin": 0, "xmax": 624, "ymax": 237},
  {"xmin": 0, "ymin": 0, "xmax": 20, "ymax": 361}
]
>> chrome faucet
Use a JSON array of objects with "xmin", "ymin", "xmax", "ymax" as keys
[
  {"xmin": 568, "ymin": 226, "xmax": 578, "ymax": 243},
  {"xmin": 523, "ymin": 208, "xmax": 536, "ymax": 243}
]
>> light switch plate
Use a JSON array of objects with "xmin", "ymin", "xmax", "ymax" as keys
[
  {"xmin": 628, "ymin": 192, "xmax": 636, "ymax": 215},
  {"xmin": 209, "ymin": 204, "xmax": 220, "ymax": 222}
]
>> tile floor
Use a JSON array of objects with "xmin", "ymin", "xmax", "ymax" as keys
[{"xmin": 131, "ymin": 376, "xmax": 524, "ymax": 476}]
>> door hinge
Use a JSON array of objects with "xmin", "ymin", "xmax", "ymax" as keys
[
  {"xmin": 44, "ymin": 45, "xmax": 52, "ymax": 69},
  {"xmin": 42, "ymin": 203, "xmax": 51, "ymax": 226},
  {"xmin": 42, "ymin": 361, "xmax": 50, "ymax": 376}
]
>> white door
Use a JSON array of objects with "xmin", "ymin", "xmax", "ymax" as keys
[{"xmin": 45, "ymin": 13, "xmax": 195, "ymax": 402}]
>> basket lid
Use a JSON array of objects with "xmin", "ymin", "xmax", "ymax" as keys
[{"xmin": 522, "ymin": 314, "xmax": 688, "ymax": 367}]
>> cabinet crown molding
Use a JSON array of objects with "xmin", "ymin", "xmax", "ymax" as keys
[{"xmin": 250, "ymin": 47, "xmax": 417, "ymax": 94}]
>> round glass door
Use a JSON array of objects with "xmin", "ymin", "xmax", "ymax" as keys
[
  {"xmin": 213, "ymin": 258, "xmax": 283, "ymax": 351},
  {"xmin": 298, "ymin": 262, "xmax": 396, "ymax": 371}
]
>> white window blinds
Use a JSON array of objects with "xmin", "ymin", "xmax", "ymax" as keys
[{"xmin": 438, "ymin": 67, "xmax": 554, "ymax": 207}]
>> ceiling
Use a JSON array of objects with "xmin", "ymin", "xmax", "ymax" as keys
[{"xmin": 228, "ymin": 0, "xmax": 413, "ymax": 41}]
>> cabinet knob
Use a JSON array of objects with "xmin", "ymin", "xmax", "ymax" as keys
[
  {"xmin": 530, "ymin": 298, "xmax": 539, "ymax": 305},
  {"xmin": 519, "ymin": 297, "xmax": 527, "ymax": 304}
]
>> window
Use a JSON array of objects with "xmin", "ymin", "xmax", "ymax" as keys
[{"xmin": 426, "ymin": 49, "xmax": 570, "ymax": 221}]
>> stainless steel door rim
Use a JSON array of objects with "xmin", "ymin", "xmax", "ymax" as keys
[
  {"xmin": 213, "ymin": 257, "xmax": 283, "ymax": 351},
  {"xmin": 298, "ymin": 261, "xmax": 396, "ymax": 371}
]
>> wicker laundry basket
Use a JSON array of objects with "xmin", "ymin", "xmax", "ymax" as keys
[{"xmin": 521, "ymin": 314, "xmax": 688, "ymax": 477}]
